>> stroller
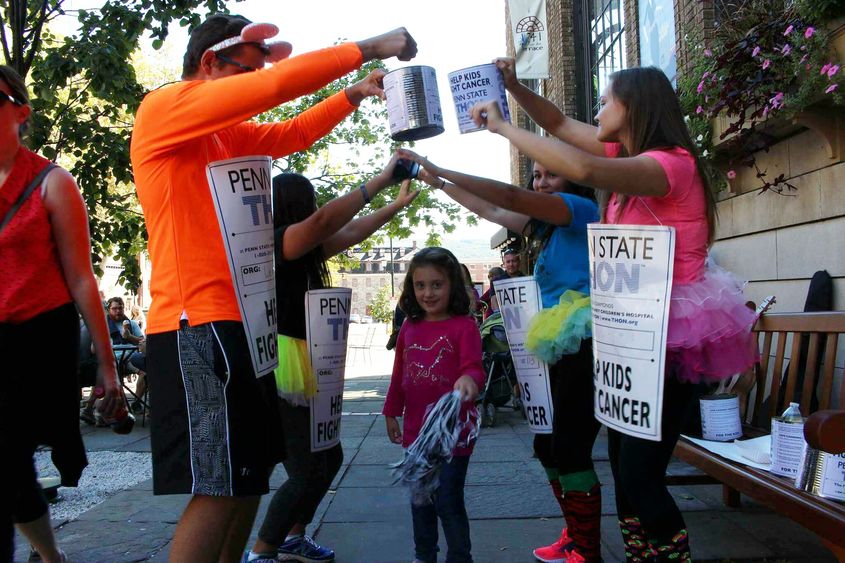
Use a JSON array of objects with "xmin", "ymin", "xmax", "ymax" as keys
[{"xmin": 477, "ymin": 311, "xmax": 521, "ymax": 427}]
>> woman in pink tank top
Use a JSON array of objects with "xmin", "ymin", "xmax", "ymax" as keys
[
  {"xmin": 472, "ymin": 62, "xmax": 757, "ymax": 562},
  {"xmin": 0, "ymin": 65, "xmax": 121, "ymax": 563}
]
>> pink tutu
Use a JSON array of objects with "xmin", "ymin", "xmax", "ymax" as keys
[{"xmin": 667, "ymin": 263, "xmax": 759, "ymax": 383}]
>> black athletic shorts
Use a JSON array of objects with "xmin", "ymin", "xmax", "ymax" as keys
[{"xmin": 147, "ymin": 320, "xmax": 285, "ymax": 496}]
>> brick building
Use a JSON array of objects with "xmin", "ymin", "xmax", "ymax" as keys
[{"xmin": 504, "ymin": 0, "xmax": 845, "ymax": 313}]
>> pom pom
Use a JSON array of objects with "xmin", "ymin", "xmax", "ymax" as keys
[{"xmin": 391, "ymin": 390, "xmax": 476, "ymax": 505}]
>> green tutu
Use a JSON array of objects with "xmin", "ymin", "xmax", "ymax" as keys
[
  {"xmin": 526, "ymin": 290, "xmax": 592, "ymax": 364},
  {"xmin": 274, "ymin": 334, "xmax": 316, "ymax": 407}
]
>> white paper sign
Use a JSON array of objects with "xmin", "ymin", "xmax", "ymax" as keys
[
  {"xmin": 588, "ymin": 224, "xmax": 675, "ymax": 441},
  {"xmin": 507, "ymin": 0, "xmax": 551, "ymax": 79},
  {"xmin": 820, "ymin": 452, "xmax": 845, "ymax": 500},
  {"xmin": 306, "ymin": 288, "xmax": 352, "ymax": 452},
  {"xmin": 494, "ymin": 276, "xmax": 553, "ymax": 433},
  {"xmin": 207, "ymin": 156, "xmax": 278, "ymax": 377}
]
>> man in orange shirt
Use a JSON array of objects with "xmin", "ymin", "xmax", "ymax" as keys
[{"xmin": 130, "ymin": 14, "xmax": 417, "ymax": 562}]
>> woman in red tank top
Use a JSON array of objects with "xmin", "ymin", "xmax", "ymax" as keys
[{"xmin": 0, "ymin": 65, "xmax": 122, "ymax": 563}]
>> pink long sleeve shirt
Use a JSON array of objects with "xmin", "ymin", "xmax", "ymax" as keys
[{"xmin": 382, "ymin": 315, "xmax": 485, "ymax": 456}]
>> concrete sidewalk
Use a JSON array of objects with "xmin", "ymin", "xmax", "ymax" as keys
[{"xmin": 15, "ymin": 334, "xmax": 838, "ymax": 562}]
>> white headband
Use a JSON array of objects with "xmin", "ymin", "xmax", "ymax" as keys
[{"xmin": 205, "ymin": 22, "xmax": 292, "ymax": 62}]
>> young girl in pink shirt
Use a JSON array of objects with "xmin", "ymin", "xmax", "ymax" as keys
[
  {"xmin": 473, "ymin": 65, "xmax": 757, "ymax": 562},
  {"xmin": 383, "ymin": 246, "xmax": 485, "ymax": 563}
]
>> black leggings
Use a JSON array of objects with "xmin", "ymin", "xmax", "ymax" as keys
[
  {"xmin": 608, "ymin": 375, "xmax": 702, "ymax": 543},
  {"xmin": 533, "ymin": 340, "xmax": 601, "ymax": 474},
  {"xmin": 258, "ymin": 400, "xmax": 343, "ymax": 546}
]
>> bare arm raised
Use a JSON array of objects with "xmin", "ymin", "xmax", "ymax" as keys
[
  {"xmin": 398, "ymin": 149, "xmax": 574, "ymax": 228},
  {"xmin": 471, "ymin": 101, "xmax": 669, "ymax": 198},
  {"xmin": 495, "ymin": 57, "xmax": 604, "ymax": 157},
  {"xmin": 322, "ymin": 179, "xmax": 419, "ymax": 257}
]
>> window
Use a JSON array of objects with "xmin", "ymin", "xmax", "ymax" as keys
[
  {"xmin": 638, "ymin": 0, "xmax": 676, "ymax": 83},
  {"xmin": 579, "ymin": 0, "xmax": 627, "ymax": 120}
]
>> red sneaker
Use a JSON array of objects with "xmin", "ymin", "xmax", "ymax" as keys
[{"xmin": 533, "ymin": 528, "xmax": 575, "ymax": 563}]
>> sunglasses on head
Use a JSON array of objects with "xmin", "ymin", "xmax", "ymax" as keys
[
  {"xmin": 0, "ymin": 92, "xmax": 22, "ymax": 107},
  {"xmin": 214, "ymin": 43, "xmax": 271, "ymax": 73}
]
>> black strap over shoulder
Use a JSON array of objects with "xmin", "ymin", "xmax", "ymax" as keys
[{"xmin": 0, "ymin": 163, "xmax": 58, "ymax": 235}]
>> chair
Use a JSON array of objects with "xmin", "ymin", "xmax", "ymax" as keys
[
  {"xmin": 348, "ymin": 325, "xmax": 377, "ymax": 365},
  {"xmin": 114, "ymin": 344, "xmax": 150, "ymax": 427}
]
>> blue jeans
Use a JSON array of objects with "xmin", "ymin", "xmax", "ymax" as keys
[{"xmin": 411, "ymin": 455, "xmax": 472, "ymax": 563}]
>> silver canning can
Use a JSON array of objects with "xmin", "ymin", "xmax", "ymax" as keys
[
  {"xmin": 447, "ymin": 63, "xmax": 511, "ymax": 134},
  {"xmin": 699, "ymin": 393, "xmax": 742, "ymax": 441},
  {"xmin": 795, "ymin": 444, "xmax": 845, "ymax": 501},
  {"xmin": 383, "ymin": 66, "xmax": 445, "ymax": 141}
]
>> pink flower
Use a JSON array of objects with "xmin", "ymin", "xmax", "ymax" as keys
[
  {"xmin": 704, "ymin": 49, "xmax": 712, "ymax": 57},
  {"xmin": 826, "ymin": 84, "xmax": 839, "ymax": 94},
  {"xmin": 696, "ymin": 105, "xmax": 703, "ymax": 114},
  {"xmin": 697, "ymin": 81, "xmax": 705, "ymax": 93},
  {"xmin": 769, "ymin": 91, "xmax": 784, "ymax": 108},
  {"xmin": 702, "ymin": 71, "xmax": 710, "ymax": 79},
  {"xmin": 781, "ymin": 44, "xmax": 792, "ymax": 56},
  {"xmin": 727, "ymin": 170, "xmax": 737, "ymax": 180},
  {"xmin": 800, "ymin": 54, "xmax": 808, "ymax": 64},
  {"xmin": 801, "ymin": 45, "xmax": 807, "ymax": 51},
  {"xmin": 762, "ymin": 59, "xmax": 772, "ymax": 70},
  {"xmin": 752, "ymin": 46, "xmax": 761, "ymax": 57},
  {"xmin": 804, "ymin": 27, "xmax": 815, "ymax": 38},
  {"xmin": 821, "ymin": 63, "xmax": 832, "ymax": 75},
  {"xmin": 828, "ymin": 65, "xmax": 840, "ymax": 78},
  {"xmin": 783, "ymin": 25, "xmax": 794, "ymax": 36}
]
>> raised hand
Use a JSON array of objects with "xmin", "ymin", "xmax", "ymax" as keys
[
  {"xmin": 346, "ymin": 69, "xmax": 387, "ymax": 105},
  {"xmin": 395, "ymin": 179, "xmax": 420, "ymax": 207},
  {"xmin": 396, "ymin": 148, "xmax": 442, "ymax": 177},
  {"xmin": 416, "ymin": 166, "xmax": 443, "ymax": 189},
  {"xmin": 470, "ymin": 100, "xmax": 507, "ymax": 134},
  {"xmin": 494, "ymin": 57, "xmax": 519, "ymax": 89},
  {"xmin": 357, "ymin": 28, "xmax": 418, "ymax": 62}
]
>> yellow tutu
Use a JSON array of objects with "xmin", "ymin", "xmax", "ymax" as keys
[
  {"xmin": 526, "ymin": 290, "xmax": 592, "ymax": 364},
  {"xmin": 274, "ymin": 334, "xmax": 316, "ymax": 407}
]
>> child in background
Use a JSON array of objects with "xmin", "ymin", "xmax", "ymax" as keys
[
  {"xmin": 383, "ymin": 247, "xmax": 485, "ymax": 563},
  {"xmin": 472, "ymin": 63, "xmax": 757, "ymax": 561}
]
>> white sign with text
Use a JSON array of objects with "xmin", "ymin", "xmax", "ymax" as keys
[
  {"xmin": 207, "ymin": 155, "xmax": 278, "ymax": 377},
  {"xmin": 306, "ymin": 288, "xmax": 352, "ymax": 452},
  {"xmin": 494, "ymin": 276, "xmax": 553, "ymax": 434},
  {"xmin": 588, "ymin": 224, "xmax": 675, "ymax": 441}
]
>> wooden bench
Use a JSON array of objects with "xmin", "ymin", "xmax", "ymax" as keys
[{"xmin": 671, "ymin": 311, "xmax": 845, "ymax": 561}]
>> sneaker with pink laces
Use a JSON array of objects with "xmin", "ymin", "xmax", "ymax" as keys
[{"xmin": 533, "ymin": 528, "xmax": 575, "ymax": 563}]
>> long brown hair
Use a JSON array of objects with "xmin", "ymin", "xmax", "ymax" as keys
[
  {"xmin": 598, "ymin": 67, "xmax": 717, "ymax": 243},
  {"xmin": 399, "ymin": 247, "xmax": 470, "ymax": 321}
]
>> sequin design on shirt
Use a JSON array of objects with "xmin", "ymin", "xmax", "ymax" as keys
[{"xmin": 403, "ymin": 335, "xmax": 455, "ymax": 386}]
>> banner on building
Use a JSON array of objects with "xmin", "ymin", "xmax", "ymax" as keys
[
  {"xmin": 588, "ymin": 224, "xmax": 675, "ymax": 442},
  {"xmin": 494, "ymin": 275, "xmax": 553, "ymax": 433},
  {"xmin": 507, "ymin": 0, "xmax": 551, "ymax": 79}
]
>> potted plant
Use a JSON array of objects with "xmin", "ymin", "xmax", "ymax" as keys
[{"xmin": 679, "ymin": 0, "xmax": 845, "ymax": 193}]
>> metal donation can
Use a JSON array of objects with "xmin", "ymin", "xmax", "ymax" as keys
[
  {"xmin": 447, "ymin": 63, "xmax": 511, "ymax": 134},
  {"xmin": 795, "ymin": 444, "xmax": 845, "ymax": 501},
  {"xmin": 383, "ymin": 66, "xmax": 444, "ymax": 141},
  {"xmin": 699, "ymin": 393, "xmax": 742, "ymax": 441}
]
